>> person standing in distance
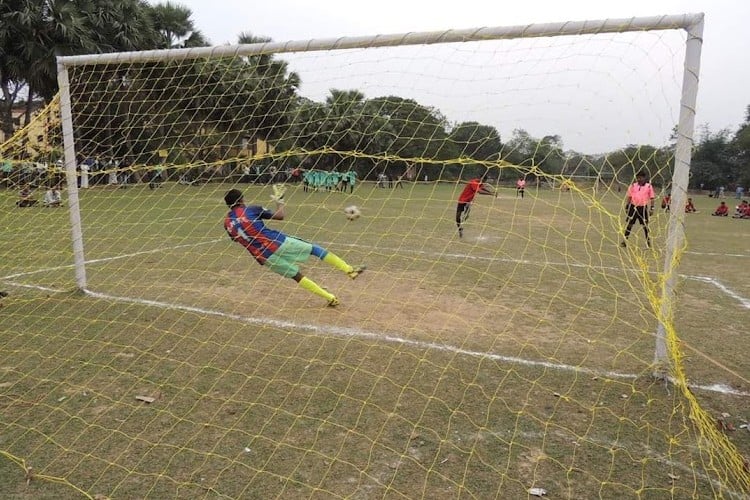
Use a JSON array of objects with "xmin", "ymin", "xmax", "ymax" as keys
[
  {"xmin": 621, "ymin": 170, "xmax": 655, "ymax": 248},
  {"xmin": 223, "ymin": 187, "xmax": 365, "ymax": 307},
  {"xmin": 456, "ymin": 172, "xmax": 496, "ymax": 238},
  {"xmin": 516, "ymin": 176, "xmax": 526, "ymax": 198}
]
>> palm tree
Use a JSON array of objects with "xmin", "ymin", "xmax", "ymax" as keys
[
  {"xmin": 0, "ymin": 0, "xmax": 159, "ymax": 135},
  {"xmin": 149, "ymin": 1, "xmax": 207, "ymax": 48}
]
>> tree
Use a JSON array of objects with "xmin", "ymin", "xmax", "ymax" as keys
[
  {"xmin": 448, "ymin": 121, "xmax": 502, "ymax": 160},
  {"xmin": 149, "ymin": 1, "xmax": 207, "ymax": 48},
  {"xmin": 730, "ymin": 105, "xmax": 750, "ymax": 188},
  {"xmin": 690, "ymin": 126, "xmax": 735, "ymax": 190},
  {"xmin": 0, "ymin": 0, "xmax": 159, "ymax": 137},
  {"xmin": 365, "ymin": 96, "xmax": 457, "ymax": 178}
]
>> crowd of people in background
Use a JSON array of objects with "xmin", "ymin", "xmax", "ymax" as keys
[
  {"xmin": 656, "ymin": 187, "xmax": 749, "ymax": 219},
  {"xmin": 4, "ymin": 155, "xmax": 750, "ymax": 222},
  {"xmin": 302, "ymin": 170, "xmax": 358, "ymax": 193}
]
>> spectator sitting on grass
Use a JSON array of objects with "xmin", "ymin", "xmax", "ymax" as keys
[
  {"xmin": 712, "ymin": 201, "xmax": 729, "ymax": 216},
  {"xmin": 732, "ymin": 200, "xmax": 750, "ymax": 219},
  {"xmin": 684, "ymin": 197, "xmax": 698, "ymax": 213},
  {"xmin": 16, "ymin": 184, "xmax": 37, "ymax": 207},
  {"xmin": 43, "ymin": 186, "xmax": 63, "ymax": 207}
]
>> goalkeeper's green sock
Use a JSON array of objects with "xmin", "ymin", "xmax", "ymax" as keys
[
  {"xmin": 322, "ymin": 252, "xmax": 353, "ymax": 274},
  {"xmin": 298, "ymin": 277, "xmax": 335, "ymax": 302}
]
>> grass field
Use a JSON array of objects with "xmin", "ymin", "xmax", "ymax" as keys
[{"xmin": 1, "ymin": 181, "xmax": 749, "ymax": 499}]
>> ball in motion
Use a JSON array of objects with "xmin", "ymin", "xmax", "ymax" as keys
[{"xmin": 344, "ymin": 205, "xmax": 361, "ymax": 220}]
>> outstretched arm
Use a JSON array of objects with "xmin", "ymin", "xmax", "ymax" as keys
[
  {"xmin": 270, "ymin": 200, "xmax": 286, "ymax": 220},
  {"xmin": 478, "ymin": 185, "xmax": 496, "ymax": 197},
  {"xmin": 269, "ymin": 184, "xmax": 287, "ymax": 219}
]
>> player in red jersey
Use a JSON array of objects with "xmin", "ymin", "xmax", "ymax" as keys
[
  {"xmin": 712, "ymin": 201, "xmax": 729, "ymax": 216},
  {"xmin": 456, "ymin": 172, "xmax": 496, "ymax": 238}
]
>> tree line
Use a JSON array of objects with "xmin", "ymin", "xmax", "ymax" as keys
[{"xmin": 2, "ymin": 1, "xmax": 748, "ymax": 188}]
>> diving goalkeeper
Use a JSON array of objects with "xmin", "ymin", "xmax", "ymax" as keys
[{"xmin": 223, "ymin": 186, "xmax": 365, "ymax": 307}]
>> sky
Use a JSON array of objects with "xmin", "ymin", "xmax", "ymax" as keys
[{"xmin": 166, "ymin": 0, "xmax": 749, "ymax": 154}]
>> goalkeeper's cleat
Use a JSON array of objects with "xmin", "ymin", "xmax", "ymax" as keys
[
  {"xmin": 327, "ymin": 296, "xmax": 340, "ymax": 307},
  {"xmin": 347, "ymin": 265, "xmax": 366, "ymax": 280}
]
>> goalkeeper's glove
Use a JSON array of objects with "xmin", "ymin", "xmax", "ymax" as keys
[{"xmin": 270, "ymin": 184, "xmax": 287, "ymax": 203}]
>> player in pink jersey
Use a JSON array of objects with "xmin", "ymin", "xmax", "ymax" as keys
[
  {"xmin": 516, "ymin": 177, "xmax": 526, "ymax": 198},
  {"xmin": 621, "ymin": 170, "xmax": 655, "ymax": 248}
]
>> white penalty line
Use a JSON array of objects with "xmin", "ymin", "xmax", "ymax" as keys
[
  {"xmin": 79, "ymin": 288, "xmax": 750, "ymax": 398},
  {"xmin": 0, "ymin": 239, "xmax": 223, "ymax": 280},
  {"xmin": 681, "ymin": 275, "xmax": 750, "ymax": 309},
  {"xmin": 332, "ymin": 242, "xmax": 750, "ymax": 310},
  {"xmin": 3, "ymin": 238, "xmax": 749, "ymax": 310}
]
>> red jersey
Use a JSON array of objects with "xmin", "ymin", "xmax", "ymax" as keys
[
  {"xmin": 715, "ymin": 204, "xmax": 728, "ymax": 215},
  {"xmin": 458, "ymin": 178, "xmax": 485, "ymax": 203}
]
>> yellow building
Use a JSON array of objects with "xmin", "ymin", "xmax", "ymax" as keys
[{"xmin": 0, "ymin": 98, "xmax": 61, "ymax": 161}]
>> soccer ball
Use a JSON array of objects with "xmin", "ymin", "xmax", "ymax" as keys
[{"xmin": 344, "ymin": 205, "xmax": 361, "ymax": 220}]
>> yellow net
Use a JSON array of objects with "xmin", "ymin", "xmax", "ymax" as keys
[{"xmin": 1, "ymin": 22, "xmax": 749, "ymax": 499}]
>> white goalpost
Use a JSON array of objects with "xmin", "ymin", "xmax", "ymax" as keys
[
  {"xmin": 56, "ymin": 12, "xmax": 704, "ymax": 373},
  {"xmin": 11, "ymin": 11, "xmax": 750, "ymax": 499}
]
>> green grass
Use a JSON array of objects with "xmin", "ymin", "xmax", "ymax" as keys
[{"xmin": 1, "ymin": 181, "xmax": 749, "ymax": 498}]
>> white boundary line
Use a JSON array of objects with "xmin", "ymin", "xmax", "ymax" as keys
[
  {"xmin": 2, "ymin": 241, "xmax": 749, "ymax": 396},
  {"xmin": 2, "ymin": 238, "xmax": 749, "ymax": 309},
  {"xmin": 75, "ymin": 288, "xmax": 748, "ymax": 398},
  {"xmin": 681, "ymin": 275, "xmax": 750, "ymax": 309}
]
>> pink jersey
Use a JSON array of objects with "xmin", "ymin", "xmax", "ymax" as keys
[{"xmin": 627, "ymin": 182, "xmax": 654, "ymax": 206}]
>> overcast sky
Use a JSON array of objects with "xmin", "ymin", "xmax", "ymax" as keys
[{"xmin": 167, "ymin": 0, "xmax": 749, "ymax": 154}]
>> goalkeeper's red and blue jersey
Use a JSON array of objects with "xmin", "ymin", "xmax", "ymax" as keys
[{"xmin": 224, "ymin": 204, "xmax": 286, "ymax": 264}]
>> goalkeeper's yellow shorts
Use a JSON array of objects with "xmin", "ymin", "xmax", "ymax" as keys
[{"xmin": 264, "ymin": 237, "xmax": 313, "ymax": 278}]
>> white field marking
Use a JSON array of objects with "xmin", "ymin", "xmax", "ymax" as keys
[
  {"xmin": 686, "ymin": 250, "xmax": 750, "ymax": 258},
  {"xmin": 3, "ymin": 238, "xmax": 749, "ymax": 310},
  {"xmin": 331, "ymin": 242, "xmax": 750, "ymax": 309},
  {"xmin": 681, "ymin": 275, "xmax": 750, "ymax": 309},
  {"xmin": 82, "ymin": 288, "xmax": 750, "ymax": 398},
  {"xmin": 0, "ymin": 239, "xmax": 223, "ymax": 280},
  {"xmin": 1, "ymin": 281, "xmax": 62, "ymax": 293}
]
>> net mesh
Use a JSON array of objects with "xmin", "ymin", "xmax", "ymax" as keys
[{"xmin": 1, "ymin": 21, "xmax": 749, "ymax": 499}]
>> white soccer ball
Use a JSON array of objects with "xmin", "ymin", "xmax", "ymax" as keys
[{"xmin": 344, "ymin": 205, "xmax": 361, "ymax": 220}]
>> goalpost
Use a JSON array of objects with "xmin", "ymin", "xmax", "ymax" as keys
[
  {"xmin": 56, "ymin": 13, "xmax": 703, "ymax": 379},
  {"xmin": 2, "ymin": 11, "xmax": 743, "ymax": 497}
]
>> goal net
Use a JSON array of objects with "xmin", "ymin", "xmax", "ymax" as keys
[{"xmin": 2, "ymin": 13, "xmax": 749, "ymax": 498}]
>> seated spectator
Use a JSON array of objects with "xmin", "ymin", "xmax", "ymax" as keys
[
  {"xmin": 733, "ymin": 200, "xmax": 750, "ymax": 219},
  {"xmin": 712, "ymin": 201, "xmax": 729, "ymax": 216},
  {"xmin": 684, "ymin": 197, "xmax": 697, "ymax": 213},
  {"xmin": 43, "ymin": 186, "xmax": 63, "ymax": 207},
  {"xmin": 661, "ymin": 193, "xmax": 671, "ymax": 211},
  {"xmin": 16, "ymin": 184, "xmax": 37, "ymax": 207}
]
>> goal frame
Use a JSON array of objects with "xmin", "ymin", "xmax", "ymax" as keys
[{"xmin": 56, "ymin": 13, "xmax": 705, "ymax": 375}]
